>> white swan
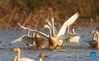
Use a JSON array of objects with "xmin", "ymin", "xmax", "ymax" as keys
[
  {"xmin": 66, "ymin": 26, "xmax": 80, "ymax": 43},
  {"xmin": 12, "ymin": 48, "xmax": 46, "ymax": 61}
]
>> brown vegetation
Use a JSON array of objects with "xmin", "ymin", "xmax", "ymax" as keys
[{"xmin": 0, "ymin": 0, "xmax": 99, "ymax": 29}]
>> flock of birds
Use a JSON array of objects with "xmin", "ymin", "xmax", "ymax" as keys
[
  {"xmin": 0, "ymin": 12, "xmax": 99, "ymax": 61},
  {"xmin": 8, "ymin": 12, "xmax": 80, "ymax": 61},
  {"xmin": 9, "ymin": 12, "xmax": 80, "ymax": 50}
]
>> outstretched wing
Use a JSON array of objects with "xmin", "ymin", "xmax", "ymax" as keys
[
  {"xmin": 18, "ymin": 23, "xmax": 49, "ymax": 40},
  {"xmin": 10, "ymin": 35, "xmax": 26, "ymax": 44},
  {"xmin": 57, "ymin": 12, "xmax": 79, "ymax": 36}
]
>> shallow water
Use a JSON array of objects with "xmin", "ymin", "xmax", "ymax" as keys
[
  {"xmin": 0, "ymin": 26, "xmax": 99, "ymax": 61},
  {"xmin": 0, "ymin": 48, "xmax": 99, "ymax": 61}
]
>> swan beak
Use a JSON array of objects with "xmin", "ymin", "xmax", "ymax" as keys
[{"xmin": 12, "ymin": 48, "xmax": 21, "ymax": 53}]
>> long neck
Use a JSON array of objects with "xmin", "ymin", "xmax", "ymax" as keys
[
  {"xmin": 47, "ymin": 27, "xmax": 52, "ymax": 37},
  {"xmin": 12, "ymin": 56, "xmax": 17, "ymax": 61},
  {"xmin": 39, "ymin": 58, "xmax": 43, "ymax": 61},
  {"xmin": 17, "ymin": 51, "xmax": 21, "ymax": 61},
  {"xmin": 51, "ymin": 18, "xmax": 56, "ymax": 36}
]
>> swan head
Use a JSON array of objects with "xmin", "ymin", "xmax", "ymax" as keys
[
  {"xmin": 43, "ymin": 24, "xmax": 50, "ymax": 29},
  {"xmin": 13, "ymin": 48, "xmax": 21, "ymax": 53},
  {"xmin": 39, "ymin": 53, "xmax": 46, "ymax": 58},
  {"xmin": 38, "ymin": 53, "xmax": 46, "ymax": 61}
]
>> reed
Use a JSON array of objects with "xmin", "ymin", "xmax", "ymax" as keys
[{"xmin": 0, "ymin": 0, "xmax": 98, "ymax": 29}]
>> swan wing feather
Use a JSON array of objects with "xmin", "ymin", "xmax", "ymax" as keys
[{"xmin": 57, "ymin": 12, "xmax": 79, "ymax": 36}]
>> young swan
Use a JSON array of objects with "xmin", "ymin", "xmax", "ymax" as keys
[{"xmin": 12, "ymin": 48, "xmax": 46, "ymax": 61}]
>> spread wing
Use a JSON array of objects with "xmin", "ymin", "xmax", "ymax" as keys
[
  {"xmin": 57, "ymin": 12, "xmax": 79, "ymax": 36},
  {"xmin": 18, "ymin": 23, "xmax": 49, "ymax": 40}
]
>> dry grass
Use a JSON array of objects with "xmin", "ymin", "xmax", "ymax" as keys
[
  {"xmin": 0, "ymin": 9, "xmax": 98, "ymax": 29},
  {"xmin": 0, "ymin": 0, "xmax": 98, "ymax": 29}
]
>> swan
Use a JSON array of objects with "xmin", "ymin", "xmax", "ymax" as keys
[
  {"xmin": 45, "ymin": 13, "xmax": 80, "ymax": 44},
  {"xmin": 36, "ymin": 12, "xmax": 79, "ymax": 49},
  {"xmin": 48, "ymin": 18, "xmax": 80, "ymax": 43},
  {"xmin": 43, "ymin": 24, "xmax": 79, "ymax": 49},
  {"xmin": 25, "ymin": 30, "xmax": 47, "ymax": 49},
  {"xmin": 66, "ymin": 26, "xmax": 80, "ymax": 43},
  {"xmin": 10, "ymin": 23, "xmax": 47, "ymax": 49},
  {"xmin": 44, "ymin": 18, "xmax": 64, "ymax": 48},
  {"xmin": 16, "ymin": 12, "xmax": 79, "ymax": 50},
  {"xmin": 43, "ymin": 24, "xmax": 63, "ymax": 49},
  {"xmin": 12, "ymin": 48, "xmax": 46, "ymax": 61},
  {"xmin": 88, "ymin": 31, "xmax": 99, "ymax": 48}
]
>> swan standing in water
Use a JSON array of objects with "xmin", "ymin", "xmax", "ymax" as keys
[{"xmin": 12, "ymin": 48, "xmax": 46, "ymax": 61}]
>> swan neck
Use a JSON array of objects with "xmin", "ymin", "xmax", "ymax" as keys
[
  {"xmin": 48, "ymin": 27, "xmax": 52, "ymax": 37},
  {"xmin": 17, "ymin": 51, "xmax": 21, "ymax": 61},
  {"xmin": 39, "ymin": 58, "xmax": 43, "ymax": 61},
  {"xmin": 52, "ymin": 18, "xmax": 55, "ymax": 36}
]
